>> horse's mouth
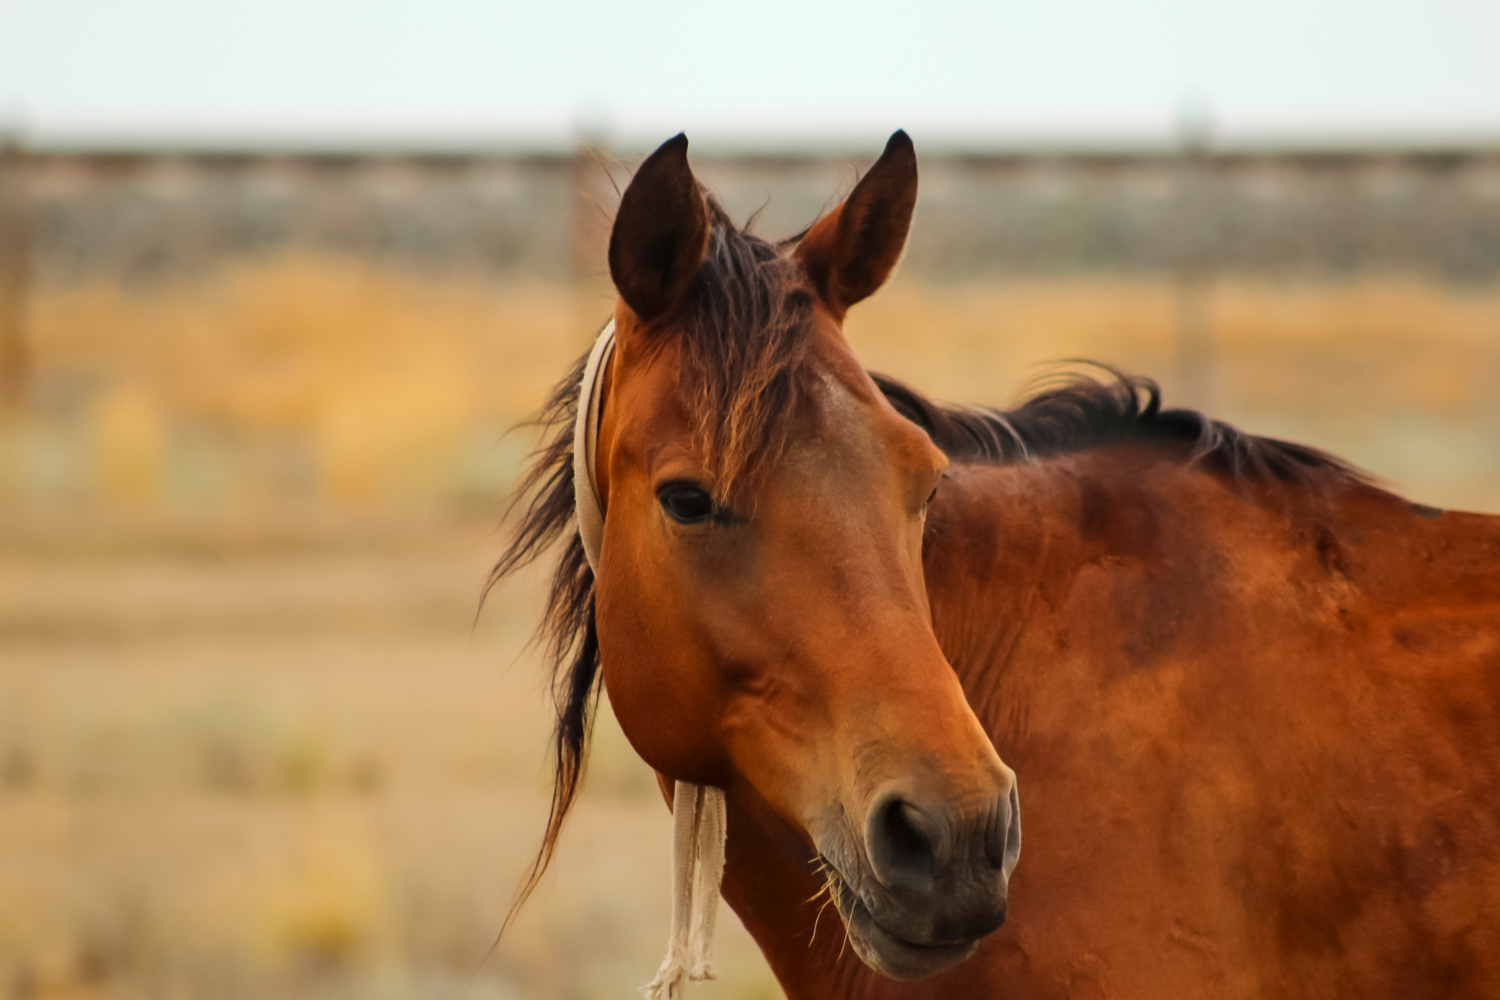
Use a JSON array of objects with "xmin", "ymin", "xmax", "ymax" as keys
[{"xmin": 828, "ymin": 870, "xmax": 982, "ymax": 980}]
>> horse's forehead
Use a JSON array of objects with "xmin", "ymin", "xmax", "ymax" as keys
[
  {"xmin": 802, "ymin": 360, "xmax": 882, "ymax": 447},
  {"xmin": 609, "ymin": 327, "xmax": 932, "ymax": 486},
  {"xmin": 797, "ymin": 369, "xmax": 939, "ymax": 485},
  {"xmin": 617, "ymin": 336, "xmax": 864, "ymax": 434}
]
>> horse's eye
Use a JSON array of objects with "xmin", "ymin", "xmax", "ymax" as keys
[{"xmin": 658, "ymin": 483, "xmax": 715, "ymax": 524}]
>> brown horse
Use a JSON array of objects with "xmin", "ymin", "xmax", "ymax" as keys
[{"xmin": 493, "ymin": 131, "xmax": 1500, "ymax": 998}]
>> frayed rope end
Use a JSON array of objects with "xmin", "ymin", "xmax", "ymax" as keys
[
  {"xmin": 639, "ymin": 782, "xmax": 727, "ymax": 999},
  {"xmin": 641, "ymin": 959, "xmax": 717, "ymax": 1000}
]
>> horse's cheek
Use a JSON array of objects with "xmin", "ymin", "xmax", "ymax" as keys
[{"xmin": 596, "ymin": 612, "xmax": 723, "ymax": 782}]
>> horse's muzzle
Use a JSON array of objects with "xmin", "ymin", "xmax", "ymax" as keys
[{"xmin": 823, "ymin": 772, "xmax": 1021, "ymax": 980}]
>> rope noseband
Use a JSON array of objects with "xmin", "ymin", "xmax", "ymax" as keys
[{"xmin": 574, "ymin": 320, "xmax": 729, "ymax": 999}]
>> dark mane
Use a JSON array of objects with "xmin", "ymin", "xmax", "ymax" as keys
[
  {"xmin": 874, "ymin": 368, "xmax": 1364, "ymax": 485},
  {"xmin": 661, "ymin": 197, "xmax": 817, "ymax": 502},
  {"xmin": 488, "ymin": 232, "xmax": 1361, "ymax": 932}
]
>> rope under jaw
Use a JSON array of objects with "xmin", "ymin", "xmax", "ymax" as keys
[{"xmin": 573, "ymin": 321, "xmax": 730, "ymax": 999}]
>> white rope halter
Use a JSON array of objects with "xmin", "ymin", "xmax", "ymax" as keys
[{"xmin": 573, "ymin": 319, "xmax": 729, "ymax": 1000}]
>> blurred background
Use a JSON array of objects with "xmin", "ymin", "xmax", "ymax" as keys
[{"xmin": 2, "ymin": 2, "xmax": 1499, "ymax": 998}]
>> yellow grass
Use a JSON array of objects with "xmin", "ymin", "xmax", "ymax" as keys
[
  {"xmin": 16, "ymin": 255, "xmax": 583, "ymax": 510},
  {"xmin": 11, "ymin": 255, "xmax": 1498, "ymax": 512}
]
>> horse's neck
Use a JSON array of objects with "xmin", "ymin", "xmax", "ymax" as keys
[
  {"xmin": 918, "ymin": 449, "xmax": 1168, "ymax": 720},
  {"xmin": 924, "ymin": 446, "xmax": 1500, "ymax": 716},
  {"xmin": 912, "ymin": 448, "xmax": 1500, "ymax": 998}
]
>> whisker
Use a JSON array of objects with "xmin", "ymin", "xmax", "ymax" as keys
[
  {"xmin": 808, "ymin": 896, "xmax": 834, "ymax": 947},
  {"xmin": 805, "ymin": 854, "xmax": 847, "ymax": 950}
]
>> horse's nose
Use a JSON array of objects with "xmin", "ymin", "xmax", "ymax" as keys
[
  {"xmin": 866, "ymin": 791, "xmax": 954, "ymax": 893},
  {"xmin": 865, "ymin": 774, "xmax": 1018, "ymax": 888}
]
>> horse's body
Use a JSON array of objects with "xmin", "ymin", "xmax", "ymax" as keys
[
  {"xmin": 725, "ymin": 426, "xmax": 1500, "ymax": 998},
  {"xmin": 496, "ymin": 131, "xmax": 1500, "ymax": 999}
]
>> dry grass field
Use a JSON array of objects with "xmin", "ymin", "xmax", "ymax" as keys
[
  {"xmin": 0, "ymin": 516, "xmax": 782, "ymax": 1000},
  {"xmin": 1, "ymin": 256, "xmax": 1497, "ymax": 999},
  {"xmin": 11, "ymin": 256, "xmax": 1500, "ymax": 513}
]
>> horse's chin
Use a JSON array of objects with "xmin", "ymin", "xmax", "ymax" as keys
[{"xmin": 831, "ymin": 876, "xmax": 982, "ymax": 980}]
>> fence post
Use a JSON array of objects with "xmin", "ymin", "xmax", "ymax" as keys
[
  {"xmin": 0, "ymin": 131, "xmax": 29, "ymax": 415},
  {"xmin": 1173, "ymin": 104, "xmax": 1216, "ymax": 409}
]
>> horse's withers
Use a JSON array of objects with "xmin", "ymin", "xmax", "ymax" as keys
[{"xmin": 590, "ymin": 131, "xmax": 1018, "ymax": 982}]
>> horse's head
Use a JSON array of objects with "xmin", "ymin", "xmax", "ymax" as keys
[{"xmin": 588, "ymin": 131, "xmax": 1019, "ymax": 980}]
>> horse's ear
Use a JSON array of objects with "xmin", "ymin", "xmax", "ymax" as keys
[
  {"xmin": 796, "ymin": 130, "xmax": 918, "ymax": 318},
  {"xmin": 609, "ymin": 133, "xmax": 711, "ymax": 324}
]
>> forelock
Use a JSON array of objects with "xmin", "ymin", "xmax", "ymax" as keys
[{"xmin": 667, "ymin": 198, "xmax": 817, "ymax": 501}]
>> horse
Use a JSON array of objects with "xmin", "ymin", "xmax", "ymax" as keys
[{"xmin": 492, "ymin": 131, "xmax": 1500, "ymax": 999}]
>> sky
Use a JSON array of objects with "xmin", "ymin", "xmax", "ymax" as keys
[{"xmin": 2, "ymin": 0, "xmax": 1500, "ymax": 151}]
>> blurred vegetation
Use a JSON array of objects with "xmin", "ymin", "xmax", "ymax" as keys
[
  {"xmin": 4, "ymin": 256, "xmax": 579, "ymax": 517},
  {"xmin": 2, "ymin": 257, "xmax": 1498, "ymax": 517}
]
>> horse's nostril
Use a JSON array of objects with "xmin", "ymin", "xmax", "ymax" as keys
[
  {"xmin": 867, "ymin": 795, "xmax": 945, "ymax": 890},
  {"xmin": 886, "ymin": 801, "xmax": 934, "ymax": 869}
]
